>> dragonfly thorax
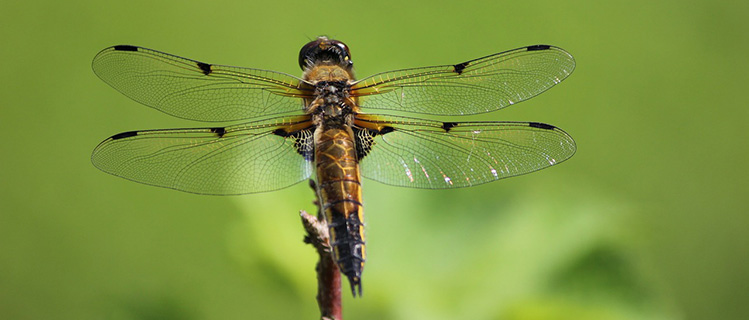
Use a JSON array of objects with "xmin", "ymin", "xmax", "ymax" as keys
[
  {"xmin": 315, "ymin": 81, "xmax": 349, "ymax": 102},
  {"xmin": 309, "ymin": 81, "xmax": 355, "ymax": 126}
]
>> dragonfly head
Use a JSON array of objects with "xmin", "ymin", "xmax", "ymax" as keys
[{"xmin": 299, "ymin": 36, "xmax": 353, "ymax": 71}]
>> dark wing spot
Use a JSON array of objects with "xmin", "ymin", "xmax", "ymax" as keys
[
  {"xmin": 529, "ymin": 122, "xmax": 556, "ymax": 130},
  {"xmin": 441, "ymin": 122, "xmax": 458, "ymax": 132},
  {"xmin": 272, "ymin": 128, "xmax": 290, "ymax": 137},
  {"xmin": 110, "ymin": 131, "xmax": 138, "ymax": 140},
  {"xmin": 353, "ymin": 127, "xmax": 376, "ymax": 160},
  {"xmin": 273, "ymin": 128, "xmax": 314, "ymax": 161},
  {"xmin": 453, "ymin": 62, "xmax": 469, "ymax": 75},
  {"xmin": 210, "ymin": 127, "xmax": 226, "ymax": 138},
  {"xmin": 379, "ymin": 126, "xmax": 395, "ymax": 134},
  {"xmin": 527, "ymin": 45, "xmax": 551, "ymax": 51},
  {"xmin": 197, "ymin": 62, "xmax": 212, "ymax": 75},
  {"xmin": 353, "ymin": 126, "xmax": 395, "ymax": 160},
  {"xmin": 113, "ymin": 45, "xmax": 138, "ymax": 52}
]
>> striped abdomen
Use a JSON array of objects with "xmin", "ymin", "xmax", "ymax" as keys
[{"xmin": 314, "ymin": 126, "xmax": 366, "ymax": 296}]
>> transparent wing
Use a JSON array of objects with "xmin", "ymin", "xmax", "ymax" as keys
[
  {"xmin": 354, "ymin": 114, "xmax": 575, "ymax": 188},
  {"xmin": 352, "ymin": 45, "xmax": 574, "ymax": 116},
  {"xmin": 92, "ymin": 45, "xmax": 311, "ymax": 122},
  {"xmin": 91, "ymin": 115, "xmax": 314, "ymax": 195}
]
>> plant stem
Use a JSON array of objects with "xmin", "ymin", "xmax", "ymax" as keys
[{"xmin": 301, "ymin": 180, "xmax": 342, "ymax": 320}]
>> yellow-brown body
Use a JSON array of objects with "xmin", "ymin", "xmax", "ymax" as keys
[{"xmin": 314, "ymin": 126, "xmax": 366, "ymax": 294}]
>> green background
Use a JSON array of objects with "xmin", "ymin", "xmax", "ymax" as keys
[{"xmin": 1, "ymin": 0, "xmax": 747, "ymax": 319}]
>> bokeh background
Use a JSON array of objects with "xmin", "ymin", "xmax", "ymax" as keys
[{"xmin": 1, "ymin": 0, "xmax": 747, "ymax": 319}]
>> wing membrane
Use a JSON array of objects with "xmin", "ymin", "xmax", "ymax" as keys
[
  {"xmin": 92, "ymin": 45, "xmax": 311, "ymax": 122},
  {"xmin": 92, "ymin": 115, "xmax": 314, "ymax": 195},
  {"xmin": 355, "ymin": 115, "xmax": 575, "ymax": 188},
  {"xmin": 352, "ymin": 45, "xmax": 574, "ymax": 116}
]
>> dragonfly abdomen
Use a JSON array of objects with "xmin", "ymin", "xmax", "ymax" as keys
[{"xmin": 314, "ymin": 126, "xmax": 366, "ymax": 296}]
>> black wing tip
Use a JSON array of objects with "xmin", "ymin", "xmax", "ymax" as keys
[
  {"xmin": 528, "ymin": 122, "xmax": 557, "ymax": 130},
  {"xmin": 453, "ymin": 62, "xmax": 469, "ymax": 75},
  {"xmin": 197, "ymin": 62, "xmax": 212, "ymax": 75},
  {"xmin": 110, "ymin": 131, "xmax": 138, "ymax": 140},
  {"xmin": 527, "ymin": 44, "xmax": 552, "ymax": 51},
  {"xmin": 441, "ymin": 122, "xmax": 458, "ymax": 132},
  {"xmin": 112, "ymin": 45, "xmax": 139, "ymax": 52},
  {"xmin": 210, "ymin": 127, "xmax": 226, "ymax": 137}
]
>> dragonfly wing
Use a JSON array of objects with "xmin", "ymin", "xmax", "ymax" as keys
[
  {"xmin": 92, "ymin": 115, "xmax": 315, "ymax": 195},
  {"xmin": 352, "ymin": 45, "xmax": 574, "ymax": 116},
  {"xmin": 354, "ymin": 114, "xmax": 575, "ymax": 189},
  {"xmin": 92, "ymin": 45, "xmax": 311, "ymax": 122}
]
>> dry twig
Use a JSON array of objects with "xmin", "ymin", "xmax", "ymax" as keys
[{"xmin": 301, "ymin": 180, "xmax": 342, "ymax": 320}]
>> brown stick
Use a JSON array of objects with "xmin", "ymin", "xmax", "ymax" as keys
[{"xmin": 301, "ymin": 180, "xmax": 342, "ymax": 320}]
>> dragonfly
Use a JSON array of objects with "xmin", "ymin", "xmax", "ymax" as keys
[{"xmin": 91, "ymin": 36, "xmax": 576, "ymax": 297}]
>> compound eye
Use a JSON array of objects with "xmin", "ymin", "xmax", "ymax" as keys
[
  {"xmin": 298, "ymin": 37, "xmax": 353, "ymax": 70},
  {"xmin": 298, "ymin": 39, "xmax": 321, "ymax": 70},
  {"xmin": 332, "ymin": 41, "xmax": 351, "ymax": 61}
]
